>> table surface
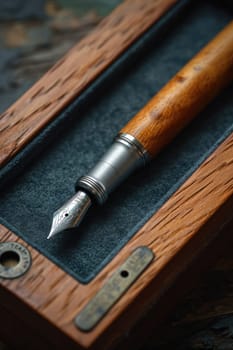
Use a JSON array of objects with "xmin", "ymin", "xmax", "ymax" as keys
[{"xmin": 0, "ymin": 1, "xmax": 232, "ymax": 349}]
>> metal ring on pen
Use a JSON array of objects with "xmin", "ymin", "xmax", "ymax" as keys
[
  {"xmin": 116, "ymin": 133, "xmax": 150, "ymax": 165},
  {"xmin": 78, "ymin": 175, "xmax": 107, "ymax": 204}
]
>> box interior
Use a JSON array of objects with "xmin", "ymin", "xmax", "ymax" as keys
[{"xmin": 0, "ymin": 0, "xmax": 232, "ymax": 283}]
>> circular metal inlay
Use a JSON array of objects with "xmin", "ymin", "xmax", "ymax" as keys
[{"xmin": 0, "ymin": 242, "xmax": 31, "ymax": 279}]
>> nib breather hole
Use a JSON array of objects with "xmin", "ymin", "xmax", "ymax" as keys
[{"xmin": 65, "ymin": 213, "xmax": 69, "ymax": 217}]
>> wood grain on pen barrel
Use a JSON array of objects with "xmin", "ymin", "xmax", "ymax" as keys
[{"xmin": 121, "ymin": 21, "xmax": 233, "ymax": 157}]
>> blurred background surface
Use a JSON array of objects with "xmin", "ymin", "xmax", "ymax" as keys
[{"xmin": 0, "ymin": 0, "xmax": 121, "ymax": 113}]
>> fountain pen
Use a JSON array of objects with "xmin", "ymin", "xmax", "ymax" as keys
[{"xmin": 48, "ymin": 21, "xmax": 233, "ymax": 239}]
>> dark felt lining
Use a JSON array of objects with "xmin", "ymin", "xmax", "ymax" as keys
[{"xmin": 0, "ymin": 0, "xmax": 232, "ymax": 283}]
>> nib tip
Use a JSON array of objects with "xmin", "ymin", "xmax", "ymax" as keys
[
  {"xmin": 47, "ymin": 228, "xmax": 59, "ymax": 240},
  {"xmin": 47, "ymin": 232, "xmax": 53, "ymax": 240}
]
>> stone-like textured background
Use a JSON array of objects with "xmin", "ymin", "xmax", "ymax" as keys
[
  {"xmin": 0, "ymin": 0, "xmax": 120, "ymax": 114},
  {"xmin": 0, "ymin": 1, "xmax": 233, "ymax": 349}
]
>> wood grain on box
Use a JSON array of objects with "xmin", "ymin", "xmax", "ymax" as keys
[
  {"xmin": 0, "ymin": 0, "xmax": 177, "ymax": 168},
  {"xmin": 1, "ymin": 130, "xmax": 233, "ymax": 349}
]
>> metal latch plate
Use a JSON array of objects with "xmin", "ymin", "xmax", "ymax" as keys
[{"xmin": 75, "ymin": 246, "xmax": 154, "ymax": 332}]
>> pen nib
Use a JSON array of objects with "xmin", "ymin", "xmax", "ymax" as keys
[{"xmin": 47, "ymin": 191, "xmax": 92, "ymax": 239}]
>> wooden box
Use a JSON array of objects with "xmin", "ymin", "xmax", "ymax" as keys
[{"xmin": 0, "ymin": 0, "xmax": 233, "ymax": 349}]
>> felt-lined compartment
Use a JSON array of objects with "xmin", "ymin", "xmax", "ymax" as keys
[{"xmin": 0, "ymin": 1, "xmax": 232, "ymax": 283}]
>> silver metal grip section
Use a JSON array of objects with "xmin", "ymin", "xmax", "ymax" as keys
[{"xmin": 76, "ymin": 133, "xmax": 150, "ymax": 204}]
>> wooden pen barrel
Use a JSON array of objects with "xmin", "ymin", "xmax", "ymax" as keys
[{"xmin": 121, "ymin": 21, "xmax": 233, "ymax": 157}]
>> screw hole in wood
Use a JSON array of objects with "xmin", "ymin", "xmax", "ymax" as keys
[
  {"xmin": 0, "ymin": 251, "xmax": 20, "ymax": 269},
  {"xmin": 120, "ymin": 270, "xmax": 129, "ymax": 278}
]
